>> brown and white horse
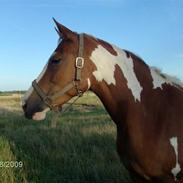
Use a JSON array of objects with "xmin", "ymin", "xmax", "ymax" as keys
[{"xmin": 23, "ymin": 19, "xmax": 183, "ymax": 183}]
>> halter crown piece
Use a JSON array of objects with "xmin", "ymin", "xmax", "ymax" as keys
[{"xmin": 32, "ymin": 33, "xmax": 85, "ymax": 110}]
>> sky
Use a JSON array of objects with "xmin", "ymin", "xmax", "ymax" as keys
[{"xmin": 0, "ymin": 0, "xmax": 183, "ymax": 91}]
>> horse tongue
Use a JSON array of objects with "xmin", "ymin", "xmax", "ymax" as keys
[
  {"xmin": 32, "ymin": 108, "xmax": 50, "ymax": 121},
  {"xmin": 32, "ymin": 111, "xmax": 46, "ymax": 121}
]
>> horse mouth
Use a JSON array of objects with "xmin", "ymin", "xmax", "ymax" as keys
[
  {"xmin": 23, "ymin": 104, "xmax": 62, "ymax": 121},
  {"xmin": 32, "ymin": 108, "xmax": 50, "ymax": 121}
]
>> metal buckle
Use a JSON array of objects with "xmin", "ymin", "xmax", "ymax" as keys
[
  {"xmin": 75, "ymin": 57, "xmax": 84, "ymax": 69},
  {"xmin": 77, "ymin": 90, "xmax": 83, "ymax": 97}
]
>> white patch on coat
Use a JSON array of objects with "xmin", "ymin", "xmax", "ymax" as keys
[
  {"xmin": 50, "ymin": 51, "xmax": 57, "ymax": 58},
  {"xmin": 23, "ymin": 51, "xmax": 58, "ymax": 105},
  {"xmin": 58, "ymin": 38, "xmax": 62, "ymax": 45},
  {"xmin": 169, "ymin": 137, "xmax": 181, "ymax": 181},
  {"xmin": 32, "ymin": 108, "xmax": 50, "ymax": 121},
  {"xmin": 90, "ymin": 45, "xmax": 143, "ymax": 102},
  {"xmin": 36, "ymin": 62, "xmax": 48, "ymax": 83},
  {"xmin": 23, "ymin": 61, "xmax": 49, "ymax": 104},
  {"xmin": 87, "ymin": 78, "xmax": 91, "ymax": 90},
  {"xmin": 150, "ymin": 67, "xmax": 173, "ymax": 89}
]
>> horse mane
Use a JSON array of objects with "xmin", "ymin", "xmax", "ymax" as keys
[{"xmin": 150, "ymin": 67, "xmax": 183, "ymax": 88}]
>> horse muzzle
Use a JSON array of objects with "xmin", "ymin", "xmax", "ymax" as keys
[{"xmin": 22, "ymin": 103, "xmax": 50, "ymax": 121}]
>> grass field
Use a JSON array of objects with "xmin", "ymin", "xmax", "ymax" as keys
[{"xmin": 0, "ymin": 92, "xmax": 131, "ymax": 183}]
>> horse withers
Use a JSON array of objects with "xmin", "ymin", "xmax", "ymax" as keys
[{"xmin": 23, "ymin": 19, "xmax": 183, "ymax": 183}]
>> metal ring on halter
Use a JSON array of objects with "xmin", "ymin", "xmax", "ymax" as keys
[{"xmin": 76, "ymin": 57, "xmax": 84, "ymax": 69}]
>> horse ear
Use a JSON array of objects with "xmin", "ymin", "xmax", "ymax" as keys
[{"xmin": 53, "ymin": 18, "xmax": 76, "ymax": 40}]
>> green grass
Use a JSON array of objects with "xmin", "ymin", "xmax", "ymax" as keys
[{"xmin": 0, "ymin": 92, "xmax": 131, "ymax": 183}]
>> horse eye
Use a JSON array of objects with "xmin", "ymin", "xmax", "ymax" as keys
[{"xmin": 52, "ymin": 59, "xmax": 61, "ymax": 64}]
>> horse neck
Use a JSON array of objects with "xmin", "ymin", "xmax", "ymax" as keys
[
  {"xmin": 91, "ymin": 82, "xmax": 121, "ymax": 123},
  {"xmin": 89, "ymin": 45, "xmax": 151, "ymax": 125}
]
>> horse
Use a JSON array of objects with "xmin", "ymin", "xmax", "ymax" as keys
[{"xmin": 22, "ymin": 19, "xmax": 183, "ymax": 183}]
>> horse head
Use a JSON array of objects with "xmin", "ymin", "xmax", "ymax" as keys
[{"xmin": 23, "ymin": 19, "xmax": 93, "ymax": 120}]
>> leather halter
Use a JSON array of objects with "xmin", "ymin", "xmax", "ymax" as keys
[{"xmin": 32, "ymin": 33, "xmax": 85, "ymax": 110}]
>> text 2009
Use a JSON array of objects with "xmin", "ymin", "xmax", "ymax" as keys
[{"xmin": 0, "ymin": 161, "xmax": 23, "ymax": 168}]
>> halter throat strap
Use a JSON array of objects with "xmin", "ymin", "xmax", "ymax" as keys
[{"xmin": 32, "ymin": 33, "xmax": 85, "ymax": 110}]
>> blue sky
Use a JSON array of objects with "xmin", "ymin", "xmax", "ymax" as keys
[{"xmin": 0, "ymin": 0, "xmax": 183, "ymax": 91}]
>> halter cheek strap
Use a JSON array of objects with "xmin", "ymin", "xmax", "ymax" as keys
[
  {"xmin": 32, "ymin": 33, "xmax": 85, "ymax": 110},
  {"xmin": 76, "ymin": 33, "xmax": 84, "ymax": 80}
]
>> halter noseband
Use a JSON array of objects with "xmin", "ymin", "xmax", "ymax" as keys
[{"xmin": 32, "ymin": 33, "xmax": 85, "ymax": 110}]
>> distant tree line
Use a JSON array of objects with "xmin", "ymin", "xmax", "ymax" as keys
[{"xmin": 0, "ymin": 90, "xmax": 26, "ymax": 96}]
